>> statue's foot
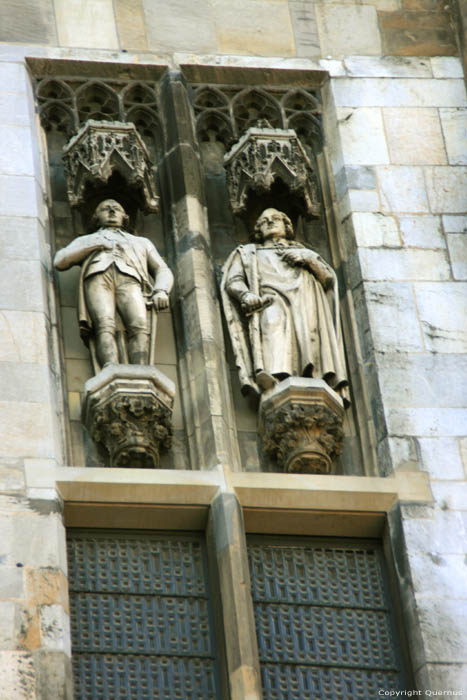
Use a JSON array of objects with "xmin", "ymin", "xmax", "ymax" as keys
[{"xmin": 256, "ymin": 370, "xmax": 277, "ymax": 391}]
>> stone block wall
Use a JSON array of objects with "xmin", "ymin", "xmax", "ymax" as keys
[
  {"xmin": 0, "ymin": 0, "xmax": 459, "ymax": 59},
  {"xmin": 0, "ymin": 0, "xmax": 465, "ymax": 696},
  {"xmin": 0, "ymin": 57, "xmax": 72, "ymax": 699},
  {"xmin": 323, "ymin": 54, "xmax": 467, "ymax": 689}
]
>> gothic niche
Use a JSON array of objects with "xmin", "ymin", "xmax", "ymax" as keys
[{"xmin": 53, "ymin": 121, "xmax": 174, "ymax": 469}]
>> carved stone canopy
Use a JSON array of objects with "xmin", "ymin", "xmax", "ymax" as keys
[
  {"xmin": 62, "ymin": 119, "xmax": 159, "ymax": 213},
  {"xmin": 259, "ymin": 378, "xmax": 344, "ymax": 475},
  {"xmin": 81, "ymin": 365, "xmax": 175, "ymax": 468},
  {"xmin": 223, "ymin": 125, "xmax": 321, "ymax": 217}
]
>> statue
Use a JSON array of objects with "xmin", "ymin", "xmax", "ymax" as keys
[
  {"xmin": 221, "ymin": 208, "xmax": 349, "ymax": 405},
  {"xmin": 54, "ymin": 199, "xmax": 173, "ymax": 368}
]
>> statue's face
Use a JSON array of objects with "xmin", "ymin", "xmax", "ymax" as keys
[
  {"xmin": 95, "ymin": 200, "xmax": 126, "ymax": 228},
  {"xmin": 257, "ymin": 209, "xmax": 286, "ymax": 240}
]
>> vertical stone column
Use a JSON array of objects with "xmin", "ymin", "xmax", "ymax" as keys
[
  {"xmin": 0, "ymin": 57, "xmax": 71, "ymax": 699},
  {"xmin": 207, "ymin": 492, "xmax": 262, "ymax": 700},
  {"xmin": 160, "ymin": 72, "xmax": 241, "ymax": 471}
]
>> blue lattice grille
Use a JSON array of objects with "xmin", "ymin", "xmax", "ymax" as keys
[
  {"xmin": 248, "ymin": 538, "xmax": 407, "ymax": 699},
  {"xmin": 67, "ymin": 530, "xmax": 220, "ymax": 700}
]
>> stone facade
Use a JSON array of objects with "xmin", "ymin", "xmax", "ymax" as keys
[{"xmin": 0, "ymin": 1, "xmax": 466, "ymax": 698}]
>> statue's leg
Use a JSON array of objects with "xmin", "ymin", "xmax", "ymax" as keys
[
  {"xmin": 116, "ymin": 274, "xmax": 149, "ymax": 364},
  {"xmin": 84, "ymin": 272, "xmax": 119, "ymax": 366}
]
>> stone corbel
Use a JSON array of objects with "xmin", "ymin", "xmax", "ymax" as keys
[
  {"xmin": 81, "ymin": 365, "xmax": 175, "ymax": 468},
  {"xmin": 259, "ymin": 378, "xmax": 344, "ymax": 474},
  {"xmin": 62, "ymin": 119, "xmax": 159, "ymax": 212},
  {"xmin": 223, "ymin": 125, "xmax": 320, "ymax": 217}
]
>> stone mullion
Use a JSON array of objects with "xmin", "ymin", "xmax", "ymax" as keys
[
  {"xmin": 160, "ymin": 73, "xmax": 241, "ymax": 472},
  {"xmin": 207, "ymin": 492, "xmax": 262, "ymax": 700}
]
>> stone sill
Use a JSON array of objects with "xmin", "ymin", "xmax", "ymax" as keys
[{"xmin": 36, "ymin": 466, "xmax": 432, "ymax": 537}]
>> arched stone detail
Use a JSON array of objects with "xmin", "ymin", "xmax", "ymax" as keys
[
  {"xmin": 122, "ymin": 82, "xmax": 158, "ymax": 107},
  {"xmin": 196, "ymin": 110, "xmax": 234, "ymax": 149},
  {"xmin": 125, "ymin": 106, "xmax": 164, "ymax": 158},
  {"xmin": 76, "ymin": 81, "xmax": 121, "ymax": 123},
  {"xmin": 232, "ymin": 88, "xmax": 283, "ymax": 136},
  {"xmin": 39, "ymin": 102, "xmax": 75, "ymax": 136}
]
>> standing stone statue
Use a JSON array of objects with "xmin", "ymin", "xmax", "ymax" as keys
[
  {"xmin": 54, "ymin": 199, "xmax": 173, "ymax": 368},
  {"xmin": 221, "ymin": 208, "xmax": 349, "ymax": 404}
]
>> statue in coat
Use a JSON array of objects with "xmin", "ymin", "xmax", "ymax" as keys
[
  {"xmin": 221, "ymin": 208, "xmax": 349, "ymax": 404},
  {"xmin": 54, "ymin": 199, "xmax": 173, "ymax": 368}
]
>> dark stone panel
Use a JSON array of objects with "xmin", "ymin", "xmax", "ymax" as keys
[
  {"xmin": 164, "ymin": 144, "xmax": 205, "ymax": 204},
  {"xmin": 379, "ymin": 9, "xmax": 458, "ymax": 56},
  {"xmin": 161, "ymin": 73, "xmax": 198, "ymax": 151}
]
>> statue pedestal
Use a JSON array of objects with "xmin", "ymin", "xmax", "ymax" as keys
[
  {"xmin": 81, "ymin": 365, "xmax": 175, "ymax": 468},
  {"xmin": 259, "ymin": 378, "xmax": 344, "ymax": 475}
]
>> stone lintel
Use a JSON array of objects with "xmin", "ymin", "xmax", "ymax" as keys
[
  {"xmin": 180, "ymin": 63, "xmax": 327, "ymax": 87},
  {"xmin": 26, "ymin": 56, "xmax": 169, "ymax": 80}
]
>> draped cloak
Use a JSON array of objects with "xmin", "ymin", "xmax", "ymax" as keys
[{"xmin": 221, "ymin": 242, "xmax": 350, "ymax": 405}]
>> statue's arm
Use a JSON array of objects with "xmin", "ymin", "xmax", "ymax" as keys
[
  {"xmin": 53, "ymin": 234, "xmax": 107, "ymax": 271},
  {"xmin": 306, "ymin": 253, "xmax": 334, "ymax": 289},
  {"xmin": 225, "ymin": 251, "xmax": 263, "ymax": 312},
  {"xmin": 281, "ymin": 247, "xmax": 334, "ymax": 289},
  {"xmin": 146, "ymin": 242, "xmax": 173, "ymax": 311},
  {"xmin": 147, "ymin": 243, "xmax": 174, "ymax": 294},
  {"xmin": 225, "ymin": 256, "xmax": 250, "ymax": 303}
]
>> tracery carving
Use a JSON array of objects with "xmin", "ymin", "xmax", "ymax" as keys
[
  {"xmin": 39, "ymin": 102, "xmax": 75, "ymax": 137},
  {"xmin": 37, "ymin": 76, "xmax": 163, "ymax": 155},
  {"xmin": 192, "ymin": 84, "xmax": 322, "ymax": 155},
  {"xmin": 197, "ymin": 111, "xmax": 234, "ymax": 149},
  {"xmin": 232, "ymin": 88, "xmax": 282, "ymax": 134},
  {"xmin": 76, "ymin": 81, "xmax": 120, "ymax": 122}
]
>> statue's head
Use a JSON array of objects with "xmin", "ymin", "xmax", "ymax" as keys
[
  {"xmin": 92, "ymin": 199, "xmax": 129, "ymax": 230},
  {"xmin": 253, "ymin": 208, "xmax": 294, "ymax": 242}
]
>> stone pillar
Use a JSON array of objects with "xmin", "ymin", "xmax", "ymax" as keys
[
  {"xmin": 207, "ymin": 492, "xmax": 262, "ymax": 700},
  {"xmin": 160, "ymin": 72, "xmax": 241, "ymax": 471}
]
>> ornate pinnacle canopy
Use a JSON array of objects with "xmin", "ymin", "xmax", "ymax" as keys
[
  {"xmin": 223, "ymin": 125, "xmax": 321, "ymax": 217},
  {"xmin": 62, "ymin": 119, "xmax": 159, "ymax": 213}
]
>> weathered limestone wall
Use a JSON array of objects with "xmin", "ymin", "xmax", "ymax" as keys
[
  {"xmin": 322, "ymin": 54, "xmax": 467, "ymax": 690},
  {"xmin": 0, "ymin": 0, "xmax": 465, "ymax": 696},
  {"xmin": 0, "ymin": 57, "xmax": 72, "ymax": 698}
]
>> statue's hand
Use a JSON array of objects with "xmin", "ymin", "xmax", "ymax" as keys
[
  {"xmin": 281, "ymin": 249, "xmax": 311, "ymax": 267},
  {"xmin": 240, "ymin": 293, "xmax": 263, "ymax": 313},
  {"xmin": 152, "ymin": 290, "xmax": 169, "ymax": 311}
]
